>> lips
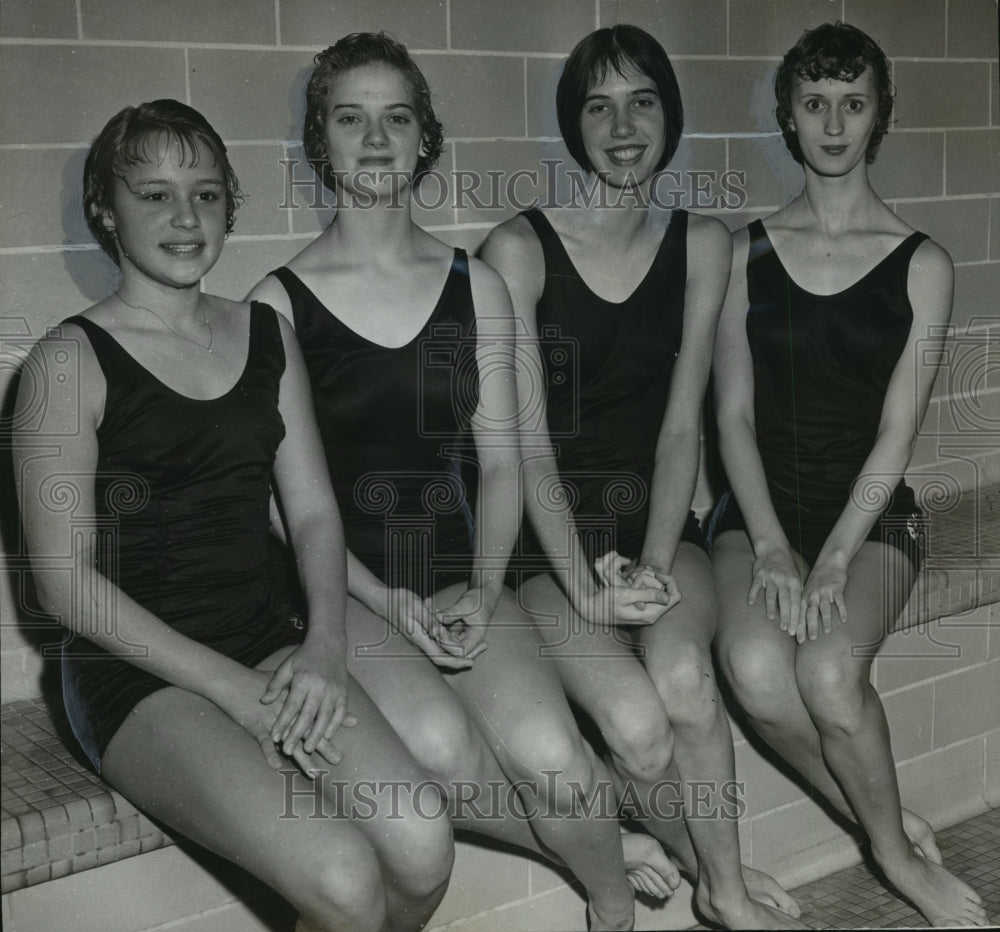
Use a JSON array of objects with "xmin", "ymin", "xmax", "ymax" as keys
[
  {"xmin": 161, "ymin": 243, "xmax": 204, "ymax": 254},
  {"xmin": 821, "ymin": 145, "xmax": 848, "ymax": 155},
  {"xmin": 605, "ymin": 145, "xmax": 647, "ymax": 166},
  {"xmin": 358, "ymin": 157, "xmax": 394, "ymax": 167}
]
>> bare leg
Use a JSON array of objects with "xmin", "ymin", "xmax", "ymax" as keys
[
  {"xmin": 518, "ymin": 570, "xmax": 803, "ymax": 930},
  {"xmin": 349, "ymin": 590, "xmax": 635, "ymax": 930},
  {"xmin": 347, "ymin": 596, "xmax": 540, "ymax": 851},
  {"xmin": 102, "ymin": 667, "xmax": 453, "ymax": 932},
  {"xmin": 443, "ymin": 587, "xmax": 638, "ymax": 930},
  {"xmin": 712, "ymin": 531, "xmax": 940, "ymax": 862},
  {"xmin": 714, "ymin": 532, "xmax": 987, "ymax": 927},
  {"xmin": 636, "ymin": 544, "xmax": 802, "ymax": 926}
]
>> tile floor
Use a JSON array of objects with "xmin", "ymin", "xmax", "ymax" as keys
[{"xmin": 710, "ymin": 807, "xmax": 1000, "ymax": 929}]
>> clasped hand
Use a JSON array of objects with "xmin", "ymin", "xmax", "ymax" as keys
[
  {"xmin": 384, "ymin": 585, "xmax": 487, "ymax": 669},
  {"xmin": 749, "ymin": 546, "xmax": 848, "ymax": 642},
  {"xmin": 590, "ymin": 551, "xmax": 681, "ymax": 625}
]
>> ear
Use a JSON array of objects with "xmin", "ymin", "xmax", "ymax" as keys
[{"xmin": 99, "ymin": 210, "xmax": 116, "ymax": 233}]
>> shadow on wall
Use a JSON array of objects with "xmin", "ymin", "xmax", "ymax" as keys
[{"xmin": 61, "ymin": 147, "xmax": 120, "ymax": 305}]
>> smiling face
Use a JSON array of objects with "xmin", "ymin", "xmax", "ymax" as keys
[
  {"xmin": 322, "ymin": 63, "xmax": 423, "ymax": 200},
  {"xmin": 578, "ymin": 67, "xmax": 666, "ymax": 187},
  {"xmin": 104, "ymin": 133, "xmax": 227, "ymax": 291},
  {"xmin": 787, "ymin": 68, "xmax": 879, "ymax": 178}
]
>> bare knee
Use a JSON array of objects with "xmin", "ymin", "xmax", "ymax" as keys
[
  {"xmin": 602, "ymin": 694, "xmax": 674, "ymax": 783},
  {"xmin": 718, "ymin": 637, "xmax": 794, "ymax": 725},
  {"xmin": 298, "ymin": 850, "xmax": 388, "ymax": 932},
  {"xmin": 405, "ymin": 701, "xmax": 486, "ymax": 787},
  {"xmin": 795, "ymin": 652, "xmax": 869, "ymax": 734},
  {"xmin": 648, "ymin": 640, "xmax": 719, "ymax": 731},
  {"xmin": 380, "ymin": 809, "xmax": 455, "ymax": 902}
]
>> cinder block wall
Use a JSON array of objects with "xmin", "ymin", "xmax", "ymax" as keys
[{"xmin": 2, "ymin": 0, "xmax": 998, "ymax": 853}]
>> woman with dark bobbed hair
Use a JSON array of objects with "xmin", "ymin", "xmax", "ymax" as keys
[
  {"xmin": 15, "ymin": 98, "xmax": 454, "ymax": 932},
  {"xmin": 250, "ymin": 32, "xmax": 680, "ymax": 930},
  {"xmin": 483, "ymin": 25, "xmax": 803, "ymax": 930},
  {"xmin": 711, "ymin": 22, "xmax": 986, "ymax": 926}
]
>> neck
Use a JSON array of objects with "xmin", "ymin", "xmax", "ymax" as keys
[
  {"xmin": 324, "ymin": 193, "xmax": 419, "ymax": 260},
  {"xmin": 799, "ymin": 162, "xmax": 878, "ymax": 235},
  {"xmin": 576, "ymin": 175, "xmax": 653, "ymax": 236},
  {"xmin": 116, "ymin": 279, "xmax": 204, "ymax": 323}
]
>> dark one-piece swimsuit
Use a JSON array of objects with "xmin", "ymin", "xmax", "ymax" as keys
[
  {"xmin": 270, "ymin": 249, "xmax": 479, "ymax": 599},
  {"xmin": 511, "ymin": 207, "xmax": 706, "ymax": 585},
  {"xmin": 61, "ymin": 304, "xmax": 304, "ymax": 773},
  {"xmin": 709, "ymin": 219, "xmax": 927, "ymax": 570}
]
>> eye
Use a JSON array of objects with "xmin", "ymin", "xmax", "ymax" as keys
[
  {"xmin": 141, "ymin": 192, "xmax": 167, "ymax": 201},
  {"xmin": 844, "ymin": 99, "xmax": 865, "ymax": 112},
  {"xmin": 803, "ymin": 98, "xmax": 825, "ymax": 112},
  {"xmin": 336, "ymin": 114, "xmax": 361, "ymax": 125},
  {"xmin": 631, "ymin": 97, "xmax": 658, "ymax": 110},
  {"xmin": 586, "ymin": 102, "xmax": 610, "ymax": 115},
  {"xmin": 387, "ymin": 113, "xmax": 412, "ymax": 125},
  {"xmin": 196, "ymin": 190, "xmax": 221, "ymax": 202}
]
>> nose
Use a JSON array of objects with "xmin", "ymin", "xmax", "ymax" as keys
[
  {"xmin": 610, "ymin": 106, "xmax": 636, "ymax": 139},
  {"xmin": 171, "ymin": 198, "xmax": 200, "ymax": 228},
  {"xmin": 364, "ymin": 119, "xmax": 388, "ymax": 148},
  {"xmin": 824, "ymin": 107, "xmax": 844, "ymax": 136}
]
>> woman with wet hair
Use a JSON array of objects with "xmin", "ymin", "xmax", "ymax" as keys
[
  {"xmin": 711, "ymin": 22, "xmax": 986, "ymax": 927},
  {"xmin": 250, "ymin": 32, "xmax": 676, "ymax": 931},
  {"xmin": 482, "ymin": 24, "xmax": 803, "ymax": 930},
  {"xmin": 14, "ymin": 98, "xmax": 454, "ymax": 932}
]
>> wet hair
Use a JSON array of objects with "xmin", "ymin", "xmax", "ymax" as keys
[
  {"xmin": 83, "ymin": 99, "xmax": 242, "ymax": 263},
  {"xmin": 556, "ymin": 25, "xmax": 684, "ymax": 174},
  {"xmin": 775, "ymin": 21, "xmax": 895, "ymax": 164},
  {"xmin": 303, "ymin": 32, "xmax": 444, "ymax": 190}
]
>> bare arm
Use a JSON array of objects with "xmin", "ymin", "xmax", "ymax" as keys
[
  {"xmin": 432, "ymin": 256, "xmax": 522, "ymax": 654},
  {"xmin": 638, "ymin": 214, "xmax": 731, "ymax": 576},
  {"xmin": 265, "ymin": 312, "xmax": 356, "ymax": 758},
  {"xmin": 713, "ymin": 228, "xmax": 805, "ymax": 632}
]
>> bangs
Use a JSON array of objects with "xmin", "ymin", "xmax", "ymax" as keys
[
  {"xmin": 797, "ymin": 53, "xmax": 869, "ymax": 85},
  {"xmin": 588, "ymin": 51, "xmax": 647, "ymax": 92},
  {"xmin": 113, "ymin": 128, "xmax": 218, "ymax": 174}
]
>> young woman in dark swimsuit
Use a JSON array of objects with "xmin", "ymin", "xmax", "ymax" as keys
[
  {"xmin": 711, "ymin": 23, "xmax": 987, "ymax": 927},
  {"xmin": 13, "ymin": 99, "xmax": 454, "ymax": 932},
  {"xmin": 249, "ymin": 33, "xmax": 678, "ymax": 931},
  {"xmin": 483, "ymin": 25, "xmax": 803, "ymax": 931}
]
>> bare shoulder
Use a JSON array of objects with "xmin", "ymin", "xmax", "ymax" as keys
[
  {"xmin": 246, "ymin": 273, "xmax": 293, "ymax": 320},
  {"xmin": 481, "ymin": 212, "xmax": 543, "ymax": 265},
  {"xmin": 907, "ymin": 237, "xmax": 954, "ymax": 327},
  {"xmin": 911, "ymin": 236, "xmax": 953, "ymax": 277},
  {"xmin": 686, "ymin": 212, "xmax": 732, "ymax": 261},
  {"xmin": 16, "ymin": 315, "xmax": 104, "ymax": 433}
]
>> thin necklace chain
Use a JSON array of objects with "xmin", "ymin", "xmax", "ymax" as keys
[{"xmin": 113, "ymin": 292, "xmax": 214, "ymax": 352}]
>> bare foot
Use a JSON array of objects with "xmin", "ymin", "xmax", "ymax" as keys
[
  {"xmin": 621, "ymin": 830, "xmax": 682, "ymax": 899},
  {"xmin": 879, "ymin": 850, "xmax": 987, "ymax": 927},
  {"xmin": 586, "ymin": 898, "xmax": 635, "ymax": 931},
  {"xmin": 694, "ymin": 883, "xmax": 808, "ymax": 930},
  {"xmin": 902, "ymin": 808, "xmax": 943, "ymax": 863},
  {"xmin": 741, "ymin": 864, "xmax": 802, "ymax": 918}
]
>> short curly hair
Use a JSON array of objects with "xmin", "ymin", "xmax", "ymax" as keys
[
  {"xmin": 556, "ymin": 25, "xmax": 684, "ymax": 174},
  {"xmin": 83, "ymin": 99, "xmax": 242, "ymax": 262},
  {"xmin": 303, "ymin": 32, "xmax": 444, "ymax": 191},
  {"xmin": 775, "ymin": 22, "xmax": 895, "ymax": 165}
]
